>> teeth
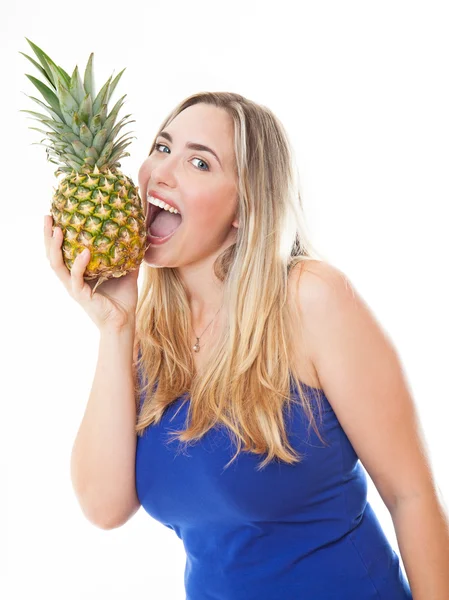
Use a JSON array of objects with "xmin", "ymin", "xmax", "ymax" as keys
[{"xmin": 147, "ymin": 195, "xmax": 179, "ymax": 214}]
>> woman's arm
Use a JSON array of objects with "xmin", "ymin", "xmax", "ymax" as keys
[
  {"xmin": 391, "ymin": 490, "xmax": 449, "ymax": 599},
  {"xmin": 292, "ymin": 260, "xmax": 449, "ymax": 598},
  {"xmin": 70, "ymin": 324, "xmax": 140, "ymax": 529}
]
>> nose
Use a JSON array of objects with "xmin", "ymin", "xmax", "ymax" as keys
[{"xmin": 149, "ymin": 152, "xmax": 179, "ymax": 187}]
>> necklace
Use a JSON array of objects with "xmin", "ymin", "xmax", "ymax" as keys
[{"xmin": 192, "ymin": 304, "xmax": 223, "ymax": 352}]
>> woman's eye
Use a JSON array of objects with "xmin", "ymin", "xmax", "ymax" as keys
[
  {"xmin": 154, "ymin": 143, "xmax": 210, "ymax": 171},
  {"xmin": 155, "ymin": 143, "xmax": 170, "ymax": 154},
  {"xmin": 191, "ymin": 157, "xmax": 209, "ymax": 171}
]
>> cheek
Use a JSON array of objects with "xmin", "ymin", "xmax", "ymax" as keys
[
  {"xmin": 137, "ymin": 164, "xmax": 148, "ymax": 197},
  {"xmin": 137, "ymin": 159, "xmax": 155, "ymax": 216},
  {"xmin": 137, "ymin": 156, "xmax": 156, "ymax": 182},
  {"xmin": 188, "ymin": 189, "xmax": 237, "ymax": 230},
  {"xmin": 188, "ymin": 207, "xmax": 230, "ymax": 237}
]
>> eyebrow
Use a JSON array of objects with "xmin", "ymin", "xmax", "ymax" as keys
[{"xmin": 157, "ymin": 131, "xmax": 222, "ymax": 168}]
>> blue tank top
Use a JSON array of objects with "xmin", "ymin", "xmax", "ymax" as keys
[{"xmin": 135, "ymin": 361, "xmax": 412, "ymax": 599}]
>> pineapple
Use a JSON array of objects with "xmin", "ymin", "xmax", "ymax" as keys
[{"xmin": 21, "ymin": 38, "xmax": 148, "ymax": 293}]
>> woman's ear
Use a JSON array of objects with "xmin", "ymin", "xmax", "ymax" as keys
[{"xmin": 232, "ymin": 206, "xmax": 239, "ymax": 228}]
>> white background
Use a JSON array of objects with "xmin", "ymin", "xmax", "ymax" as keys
[{"xmin": 2, "ymin": 0, "xmax": 448, "ymax": 598}]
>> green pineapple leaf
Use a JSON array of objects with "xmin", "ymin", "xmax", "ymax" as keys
[
  {"xmin": 24, "ymin": 39, "xmax": 56, "ymax": 87},
  {"xmin": 79, "ymin": 123, "xmax": 94, "ymax": 147},
  {"xmin": 67, "ymin": 158, "xmax": 83, "ymax": 170},
  {"xmin": 102, "ymin": 95, "xmax": 126, "ymax": 135},
  {"xmin": 78, "ymin": 93, "xmax": 93, "ymax": 124},
  {"xmin": 19, "ymin": 52, "xmax": 53, "ymax": 88},
  {"xmin": 24, "ymin": 95, "xmax": 65, "ymax": 123},
  {"xmin": 92, "ymin": 76, "xmax": 112, "ymax": 116},
  {"xmin": 106, "ymin": 148, "xmax": 130, "ymax": 164},
  {"xmin": 51, "ymin": 63, "xmax": 72, "ymax": 89},
  {"xmin": 71, "ymin": 140, "xmax": 88, "ymax": 159},
  {"xmin": 40, "ymin": 118, "xmax": 73, "ymax": 134},
  {"xmin": 69, "ymin": 65, "xmax": 86, "ymax": 105},
  {"xmin": 57, "ymin": 79, "xmax": 79, "ymax": 125},
  {"xmin": 88, "ymin": 113, "xmax": 102, "ymax": 137},
  {"xmin": 41, "ymin": 131, "xmax": 62, "ymax": 143},
  {"xmin": 112, "ymin": 139, "xmax": 134, "ymax": 155},
  {"xmin": 107, "ymin": 116, "xmax": 135, "ymax": 143},
  {"xmin": 98, "ymin": 140, "xmax": 114, "ymax": 159},
  {"xmin": 53, "ymin": 142, "xmax": 68, "ymax": 151},
  {"xmin": 96, "ymin": 155, "xmax": 108, "ymax": 168},
  {"xmin": 46, "ymin": 60, "xmax": 71, "ymax": 94},
  {"xmin": 86, "ymin": 146, "xmax": 99, "ymax": 160},
  {"xmin": 21, "ymin": 111, "xmax": 73, "ymax": 136},
  {"xmin": 23, "ymin": 40, "xmax": 136, "ymax": 176},
  {"xmin": 63, "ymin": 152, "xmax": 84, "ymax": 166},
  {"xmin": 25, "ymin": 75, "xmax": 64, "ymax": 121},
  {"xmin": 71, "ymin": 112, "xmax": 81, "ymax": 136},
  {"xmin": 28, "ymin": 126, "xmax": 52, "ymax": 137},
  {"xmin": 59, "ymin": 131, "xmax": 78, "ymax": 144},
  {"xmin": 111, "ymin": 131, "xmax": 136, "ymax": 147},
  {"xmin": 92, "ymin": 128, "xmax": 109, "ymax": 152},
  {"xmin": 108, "ymin": 68, "xmax": 126, "ymax": 102},
  {"xmin": 20, "ymin": 108, "xmax": 55, "ymax": 122},
  {"xmin": 109, "ymin": 139, "xmax": 133, "ymax": 157},
  {"xmin": 98, "ymin": 103, "xmax": 108, "ymax": 125},
  {"xmin": 25, "ymin": 39, "xmax": 71, "ymax": 89},
  {"xmin": 83, "ymin": 52, "xmax": 95, "ymax": 100}
]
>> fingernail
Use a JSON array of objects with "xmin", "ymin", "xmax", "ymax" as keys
[{"xmin": 81, "ymin": 249, "xmax": 89, "ymax": 257}]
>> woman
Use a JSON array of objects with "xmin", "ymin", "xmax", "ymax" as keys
[{"xmin": 46, "ymin": 92, "xmax": 449, "ymax": 599}]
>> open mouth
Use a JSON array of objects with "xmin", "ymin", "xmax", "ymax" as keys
[
  {"xmin": 146, "ymin": 203, "xmax": 160, "ymax": 228},
  {"xmin": 146, "ymin": 204, "xmax": 183, "ymax": 239}
]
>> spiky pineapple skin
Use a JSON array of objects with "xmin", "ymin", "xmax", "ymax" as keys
[{"xmin": 51, "ymin": 166, "xmax": 147, "ymax": 280}]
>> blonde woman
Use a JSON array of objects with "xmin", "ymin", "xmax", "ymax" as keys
[{"xmin": 47, "ymin": 92, "xmax": 449, "ymax": 599}]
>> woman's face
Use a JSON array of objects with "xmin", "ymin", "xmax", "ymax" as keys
[{"xmin": 137, "ymin": 103, "xmax": 239, "ymax": 268}]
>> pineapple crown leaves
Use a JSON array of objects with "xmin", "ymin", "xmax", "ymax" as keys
[{"xmin": 20, "ymin": 38, "xmax": 136, "ymax": 175}]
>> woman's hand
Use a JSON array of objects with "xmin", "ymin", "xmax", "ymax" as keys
[{"xmin": 44, "ymin": 214, "xmax": 141, "ymax": 332}]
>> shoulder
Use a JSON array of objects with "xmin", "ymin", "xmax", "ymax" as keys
[
  {"xmin": 289, "ymin": 259, "xmax": 398, "ymax": 400},
  {"xmin": 289, "ymin": 259, "xmax": 351, "ymax": 314},
  {"xmin": 289, "ymin": 262, "xmax": 434, "ymax": 513},
  {"xmin": 288, "ymin": 259, "xmax": 360, "ymax": 377}
]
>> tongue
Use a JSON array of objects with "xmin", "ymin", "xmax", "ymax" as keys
[{"xmin": 149, "ymin": 211, "xmax": 182, "ymax": 238}]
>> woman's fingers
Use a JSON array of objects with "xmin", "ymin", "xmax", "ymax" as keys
[
  {"xmin": 44, "ymin": 215, "xmax": 97, "ymax": 300},
  {"xmin": 43, "ymin": 214, "xmax": 136, "ymax": 330},
  {"xmin": 44, "ymin": 217, "xmax": 72, "ymax": 289},
  {"xmin": 43, "ymin": 215, "xmax": 54, "ymax": 260},
  {"xmin": 70, "ymin": 248, "xmax": 92, "ymax": 299}
]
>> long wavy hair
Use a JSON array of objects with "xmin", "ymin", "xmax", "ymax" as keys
[{"xmin": 134, "ymin": 91, "xmax": 330, "ymax": 470}]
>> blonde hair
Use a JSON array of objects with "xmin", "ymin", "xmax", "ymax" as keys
[{"xmin": 135, "ymin": 91, "xmax": 330, "ymax": 470}]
